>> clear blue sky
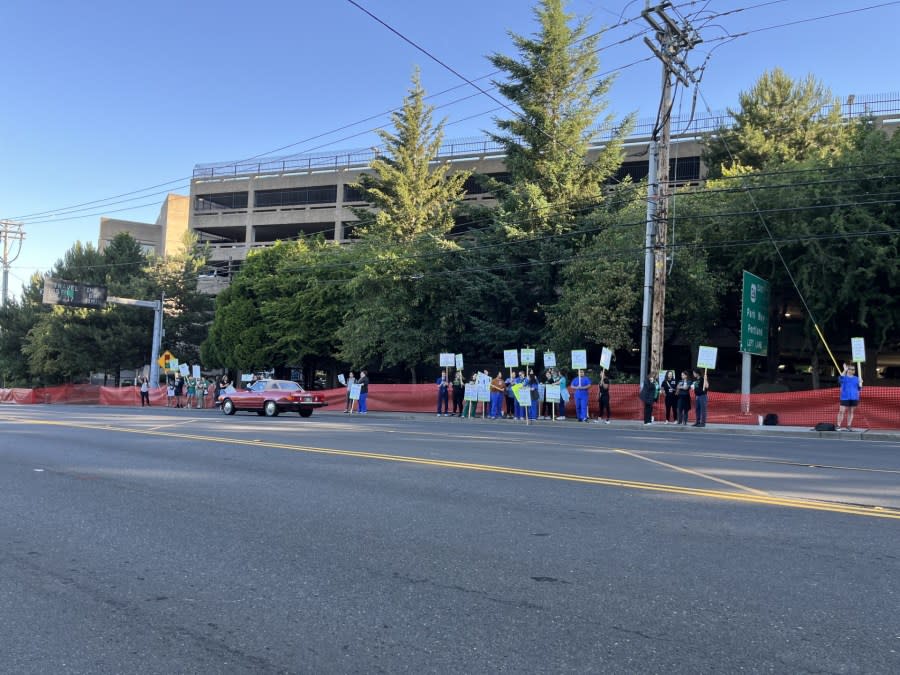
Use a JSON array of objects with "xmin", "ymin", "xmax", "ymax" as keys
[{"xmin": 1, "ymin": 0, "xmax": 897, "ymax": 295}]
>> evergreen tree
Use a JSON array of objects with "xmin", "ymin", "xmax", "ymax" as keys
[
  {"xmin": 703, "ymin": 68, "xmax": 850, "ymax": 178},
  {"xmin": 483, "ymin": 0, "xmax": 634, "ymax": 346},
  {"xmin": 337, "ymin": 71, "xmax": 471, "ymax": 381}
]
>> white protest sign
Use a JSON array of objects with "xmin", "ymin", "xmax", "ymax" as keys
[
  {"xmin": 338, "ymin": 373, "xmax": 346, "ymax": 386},
  {"xmin": 543, "ymin": 351, "xmax": 556, "ymax": 368},
  {"xmin": 521, "ymin": 348, "xmax": 535, "ymax": 365},
  {"xmin": 192, "ymin": 364, "xmax": 201, "ymax": 379},
  {"xmin": 464, "ymin": 383, "xmax": 478, "ymax": 402},
  {"xmin": 545, "ymin": 383, "xmax": 561, "ymax": 403},
  {"xmin": 179, "ymin": 363, "xmax": 190, "ymax": 377},
  {"xmin": 349, "ymin": 383, "xmax": 362, "ymax": 400},
  {"xmin": 571, "ymin": 349, "xmax": 587, "ymax": 369},
  {"xmin": 697, "ymin": 345, "xmax": 718, "ymax": 370},
  {"xmin": 851, "ymin": 337, "xmax": 866, "ymax": 363},
  {"xmin": 504, "ymin": 349, "xmax": 519, "ymax": 368},
  {"xmin": 599, "ymin": 347, "xmax": 612, "ymax": 370},
  {"xmin": 476, "ymin": 381, "xmax": 491, "ymax": 402},
  {"xmin": 439, "ymin": 352, "xmax": 455, "ymax": 367},
  {"xmin": 240, "ymin": 373, "xmax": 253, "ymax": 382},
  {"xmin": 455, "ymin": 353, "xmax": 464, "ymax": 369},
  {"xmin": 169, "ymin": 358, "xmax": 179, "ymax": 370}
]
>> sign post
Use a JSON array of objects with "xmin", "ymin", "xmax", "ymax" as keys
[{"xmin": 740, "ymin": 271, "xmax": 770, "ymax": 414}]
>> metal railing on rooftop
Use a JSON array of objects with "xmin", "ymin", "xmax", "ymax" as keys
[{"xmin": 192, "ymin": 92, "xmax": 900, "ymax": 180}]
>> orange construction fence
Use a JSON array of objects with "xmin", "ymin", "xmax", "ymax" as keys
[{"xmin": 1, "ymin": 383, "xmax": 898, "ymax": 429}]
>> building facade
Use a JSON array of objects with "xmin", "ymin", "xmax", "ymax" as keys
[{"xmin": 188, "ymin": 94, "xmax": 899, "ymax": 292}]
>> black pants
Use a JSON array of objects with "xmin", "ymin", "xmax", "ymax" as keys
[
  {"xmin": 598, "ymin": 397, "xmax": 611, "ymax": 420},
  {"xmin": 643, "ymin": 402, "xmax": 654, "ymax": 424},
  {"xmin": 665, "ymin": 395, "xmax": 677, "ymax": 422},
  {"xmin": 506, "ymin": 395, "xmax": 514, "ymax": 417},
  {"xmin": 677, "ymin": 396, "xmax": 691, "ymax": 424},
  {"xmin": 140, "ymin": 390, "xmax": 150, "ymax": 406},
  {"xmin": 452, "ymin": 390, "xmax": 464, "ymax": 415}
]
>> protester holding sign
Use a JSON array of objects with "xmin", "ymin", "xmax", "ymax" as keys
[
  {"xmin": 436, "ymin": 372, "xmax": 450, "ymax": 416},
  {"xmin": 451, "ymin": 370, "xmax": 465, "ymax": 417},
  {"xmin": 490, "ymin": 372, "xmax": 506, "ymax": 419},
  {"xmin": 513, "ymin": 371, "xmax": 526, "ymax": 419},
  {"xmin": 527, "ymin": 372, "xmax": 540, "ymax": 420},
  {"xmin": 836, "ymin": 363, "xmax": 863, "ymax": 431},
  {"xmin": 357, "ymin": 370, "xmax": 369, "ymax": 414},
  {"xmin": 541, "ymin": 370, "xmax": 555, "ymax": 419},
  {"xmin": 692, "ymin": 369, "xmax": 709, "ymax": 427},
  {"xmin": 343, "ymin": 372, "xmax": 355, "ymax": 413},
  {"xmin": 571, "ymin": 369, "xmax": 592, "ymax": 422},
  {"xmin": 504, "ymin": 373, "xmax": 515, "ymax": 418},
  {"xmin": 595, "ymin": 371, "xmax": 611, "ymax": 424}
]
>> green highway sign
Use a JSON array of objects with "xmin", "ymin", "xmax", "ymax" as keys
[{"xmin": 740, "ymin": 271, "xmax": 769, "ymax": 355}]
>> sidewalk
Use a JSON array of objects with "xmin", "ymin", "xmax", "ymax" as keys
[{"xmin": 327, "ymin": 410, "xmax": 900, "ymax": 441}]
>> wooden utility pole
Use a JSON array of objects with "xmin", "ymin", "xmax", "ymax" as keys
[{"xmin": 640, "ymin": 3, "xmax": 700, "ymax": 381}]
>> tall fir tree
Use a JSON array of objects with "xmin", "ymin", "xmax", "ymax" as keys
[{"xmin": 337, "ymin": 71, "xmax": 471, "ymax": 381}]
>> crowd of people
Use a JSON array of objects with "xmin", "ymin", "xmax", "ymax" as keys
[
  {"xmin": 140, "ymin": 373, "xmax": 234, "ymax": 409},
  {"xmin": 412, "ymin": 367, "xmax": 714, "ymax": 425}
]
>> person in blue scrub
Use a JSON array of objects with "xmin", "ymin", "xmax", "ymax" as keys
[
  {"xmin": 571, "ymin": 369, "xmax": 592, "ymax": 422},
  {"xmin": 436, "ymin": 372, "xmax": 449, "ymax": 416},
  {"xmin": 357, "ymin": 370, "xmax": 369, "ymax": 414}
]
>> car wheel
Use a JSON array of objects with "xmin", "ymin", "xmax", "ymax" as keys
[
  {"xmin": 264, "ymin": 400, "xmax": 279, "ymax": 417},
  {"xmin": 222, "ymin": 399, "xmax": 236, "ymax": 415},
  {"xmin": 298, "ymin": 408, "xmax": 313, "ymax": 418}
]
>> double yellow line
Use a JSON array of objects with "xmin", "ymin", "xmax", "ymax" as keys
[{"xmin": 13, "ymin": 417, "xmax": 900, "ymax": 521}]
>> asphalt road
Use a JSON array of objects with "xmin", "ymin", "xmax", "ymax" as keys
[{"xmin": 1, "ymin": 405, "xmax": 898, "ymax": 674}]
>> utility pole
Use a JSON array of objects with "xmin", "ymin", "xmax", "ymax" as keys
[
  {"xmin": 640, "ymin": 3, "xmax": 700, "ymax": 383},
  {"xmin": 0, "ymin": 220, "xmax": 25, "ymax": 306}
]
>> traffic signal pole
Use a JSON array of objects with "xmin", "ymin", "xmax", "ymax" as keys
[{"xmin": 108, "ymin": 293, "xmax": 164, "ymax": 386}]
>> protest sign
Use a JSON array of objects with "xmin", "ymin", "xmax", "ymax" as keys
[
  {"xmin": 851, "ymin": 337, "xmax": 866, "ymax": 363},
  {"xmin": 599, "ymin": 347, "xmax": 612, "ymax": 370},
  {"xmin": 349, "ymin": 383, "xmax": 362, "ymax": 400},
  {"xmin": 504, "ymin": 349, "xmax": 519, "ymax": 368},
  {"xmin": 455, "ymin": 353, "xmax": 464, "ymax": 369},
  {"xmin": 543, "ymin": 352, "xmax": 556, "ymax": 368},
  {"xmin": 545, "ymin": 383, "xmax": 561, "ymax": 403},
  {"xmin": 521, "ymin": 348, "xmax": 535, "ymax": 365},
  {"xmin": 571, "ymin": 349, "xmax": 587, "ymax": 369},
  {"xmin": 192, "ymin": 364, "xmax": 201, "ymax": 379},
  {"xmin": 697, "ymin": 346, "xmax": 718, "ymax": 370},
  {"xmin": 439, "ymin": 353, "xmax": 455, "ymax": 367},
  {"xmin": 464, "ymin": 383, "xmax": 478, "ymax": 402}
]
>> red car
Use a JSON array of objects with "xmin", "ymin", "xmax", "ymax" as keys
[{"xmin": 219, "ymin": 379, "xmax": 328, "ymax": 417}]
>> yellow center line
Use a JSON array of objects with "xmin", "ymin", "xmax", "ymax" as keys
[{"xmin": 7, "ymin": 417, "xmax": 900, "ymax": 521}]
